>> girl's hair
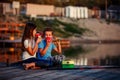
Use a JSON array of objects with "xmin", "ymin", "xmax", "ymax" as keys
[{"xmin": 22, "ymin": 22, "xmax": 37, "ymax": 51}]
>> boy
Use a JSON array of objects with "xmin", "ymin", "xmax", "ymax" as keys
[{"xmin": 37, "ymin": 27, "xmax": 62, "ymax": 60}]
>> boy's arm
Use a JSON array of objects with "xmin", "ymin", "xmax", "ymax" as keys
[
  {"xmin": 39, "ymin": 45, "xmax": 49, "ymax": 56},
  {"xmin": 53, "ymin": 40, "xmax": 62, "ymax": 54},
  {"xmin": 39, "ymin": 41, "xmax": 51, "ymax": 56}
]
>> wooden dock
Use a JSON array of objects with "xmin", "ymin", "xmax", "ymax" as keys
[{"xmin": 0, "ymin": 66, "xmax": 120, "ymax": 80}]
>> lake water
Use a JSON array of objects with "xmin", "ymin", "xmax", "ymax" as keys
[
  {"xmin": 64, "ymin": 43, "xmax": 120, "ymax": 66},
  {"xmin": 0, "ymin": 43, "xmax": 120, "ymax": 66}
]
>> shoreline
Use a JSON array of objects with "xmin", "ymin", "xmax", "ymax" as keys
[
  {"xmin": 0, "ymin": 39, "xmax": 120, "ymax": 48},
  {"xmin": 69, "ymin": 39, "xmax": 120, "ymax": 44}
]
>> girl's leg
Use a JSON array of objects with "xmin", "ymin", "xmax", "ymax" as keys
[
  {"xmin": 23, "ymin": 62, "xmax": 35, "ymax": 70},
  {"xmin": 10, "ymin": 58, "xmax": 38, "ymax": 66},
  {"xmin": 23, "ymin": 62, "xmax": 41, "ymax": 70},
  {"xmin": 23, "ymin": 59, "xmax": 52, "ymax": 70}
]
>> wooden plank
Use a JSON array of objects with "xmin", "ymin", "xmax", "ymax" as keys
[
  {"xmin": 93, "ymin": 69, "xmax": 120, "ymax": 80},
  {"xmin": 0, "ymin": 68, "xmax": 22, "ymax": 75},
  {"xmin": 53, "ymin": 69, "xmax": 104, "ymax": 80},
  {"xmin": 26, "ymin": 70, "xmax": 64, "ymax": 80},
  {"xmin": 11, "ymin": 70, "xmax": 85, "ymax": 80},
  {"xmin": 22, "ymin": 70, "xmax": 83, "ymax": 80},
  {"xmin": 0, "ymin": 69, "xmax": 45, "ymax": 80},
  {"xmin": 96, "ymin": 74, "xmax": 120, "ymax": 80},
  {"xmin": 0, "ymin": 69, "xmax": 27, "ymax": 78},
  {"xmin": 21, "ymin": 77, "xmax": 43, "ymax": 80},
  {"xmin": 75, "ymin": 70, "xmax": 109, "ymax": 80},
  {"xmin": 0, "ymin": 66, "xmax": 18, "ymax": 71},
  {"xmin": 10, "ymin": 70, "xmax": 57, "ymax": 80},
  {"xmin": 84, "ymin": 69, "xmax": 118, "ymax": 80},
  {"xmin": 54, "ymin": 70, "xmax": 100, "ymax": 80},
  {"xmin": 37, "ymin": 70, "xmax": 83, "ymax": 80},
  {"xmin": 0, "ymin": 66, "xmax": 120, "ymax": 80},
  {"xmin": 108, "ymin": 69, "xmax": 120, "ymax": 73},
  {"xmin": 114, "ymin": 76, "xmax": 120, "ymax": 80},
  {"xmin": 77, "ymin": 69, "xmax": 108, "ymax": 80}
]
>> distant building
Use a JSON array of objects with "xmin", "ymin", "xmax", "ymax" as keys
[
  {"xmin": 0, "ymin": 3, "xmax": 12, "ymax": 15},
  {"xmin": 108, "ymin": 5, "xmax": 120, "ymax": 21},
  {"xmin": 26, "ymin": 3, "xmax": 55, "ymax": 18},
  {"xmin": 55, "ymin": 7, "xmax": 65, "ymax": 17},
  {"xmin": 91, "ymin": 7, "xmax": 101, "ymax": 18},
  {"xmin": 20, "ymin": 4, "xmax": 26, "ymax": 15},
  {"xmin": 0, "ymin": 2, "xmax": 110, "ymax": 20},
  {"xmin": 0, "ymin": 3, "xmax": 3, "ymax": 15},
  {"xmin": 0, "ymin": 2, "xmax": 20, "ymax": 16},
  {"xmin": 65, "ymin": 6, "xmax": 88, "ymax": 19},
  {"xmin": 65, "ymin": 6, "xmax": 74, "ymax": 18}
]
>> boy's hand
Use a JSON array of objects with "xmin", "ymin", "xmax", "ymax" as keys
[
  {"xmin": 56, "ymin": 39, "xmax": 61, "ymax": 46},
  {"xmin": 46, "ymin": 36, "xmax": 52, "ymax": 47},
  {"xmin": 53, "ymin": 36, "xmax": 59, "ymax": 44},
  {"xmin": 46, "ymin": 40, "xmax": 51, "ymax": 47}
]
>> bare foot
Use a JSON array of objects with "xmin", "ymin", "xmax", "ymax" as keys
[
  {"xmin": 23, "ymin": 63, "xmax": 35, "ymax": 70},
  {"xmin": 31, "ymin": 66, "xmax": 41, "ymax": 70},
  {"xmin": 23, "ymin": 63, "xmax": 29, "ymax": 70}
]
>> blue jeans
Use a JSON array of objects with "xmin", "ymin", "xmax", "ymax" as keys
[
  {"xmin": 10, "ymin": 58, "xmax": 52, "ymax": 67},
  {"xmin": 11, "ymin": 55, "xmax": 65, "ymax": 67}
]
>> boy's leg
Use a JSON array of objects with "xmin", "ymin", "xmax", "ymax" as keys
[
  {"xmin": 53, "ymin": 55, "xmax": 65, "ymax": 62},
  {"xmin": 35, "ymin": 60, "xmax": 52, "ymax": 68},
  {"xmin": 52, "ymin": 55, "xmax": 66, "ymax": 66}
]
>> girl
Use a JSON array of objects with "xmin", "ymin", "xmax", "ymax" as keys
[
  {"xmin": 11, "ymin": 22, "xmax": 42, "ymax": 68},
  {"xmin": 22, "ymin": 22, "xmax": 42, "ymax": 60}
]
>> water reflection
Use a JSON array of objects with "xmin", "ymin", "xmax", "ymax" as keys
[
  {"xmin": 63, "ymin": 43, "xmax": 120, "ymax": 66},
  {"xmin": 0, "ymin": 43, "xmax": 120, "ymax": 66},
  {"xmin": 0, "ymin": 47, "xmax": 21, "ymax": 64}
]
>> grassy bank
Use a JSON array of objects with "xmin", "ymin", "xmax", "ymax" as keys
[{"xmin": 31, "ymin": 18, "xmax": 88, "ymax": 38}]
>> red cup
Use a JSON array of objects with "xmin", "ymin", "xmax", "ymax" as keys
[
  {"xmin": 35, "ymin": 33, "xmax": 41, "ymax": 38},
  {"xmin": 46, "ymin": 37, "xmax": 52, "ymax": 42}
]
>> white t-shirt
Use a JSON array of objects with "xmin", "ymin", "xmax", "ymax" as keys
[{"xmin": 22, "ymin": 39, "xmax": 36, "ymax": 60}]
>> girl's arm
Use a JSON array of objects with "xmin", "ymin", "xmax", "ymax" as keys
[
  {"xmin": 25, "ymin": 38, "xmax": 42, "ymax": 56},
  {"xmin": 26, "ymin": 43, "xmax": 38, "ymax": 56}
]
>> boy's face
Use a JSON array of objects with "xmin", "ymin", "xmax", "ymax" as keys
[
  {"xmin": 45, "ymin": 31, "xmax": 53, "ymax": 42},
  {"xmin": 45, "ymin": 31, "xmax": 53, "ymax": 38}
]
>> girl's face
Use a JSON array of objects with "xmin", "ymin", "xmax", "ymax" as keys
[{"xmin": 33, "ymin": 28, "xmax": 37, "ymax": 37}]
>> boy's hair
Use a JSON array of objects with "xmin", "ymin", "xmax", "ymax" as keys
[{"xmin": 43, "ymin": 27, "xmax": 53, "ymax": 36}]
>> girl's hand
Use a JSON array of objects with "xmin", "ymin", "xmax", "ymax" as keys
[{"xmin": 36, "ymin": 37, "xmax": 42, "ymax": 44}]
